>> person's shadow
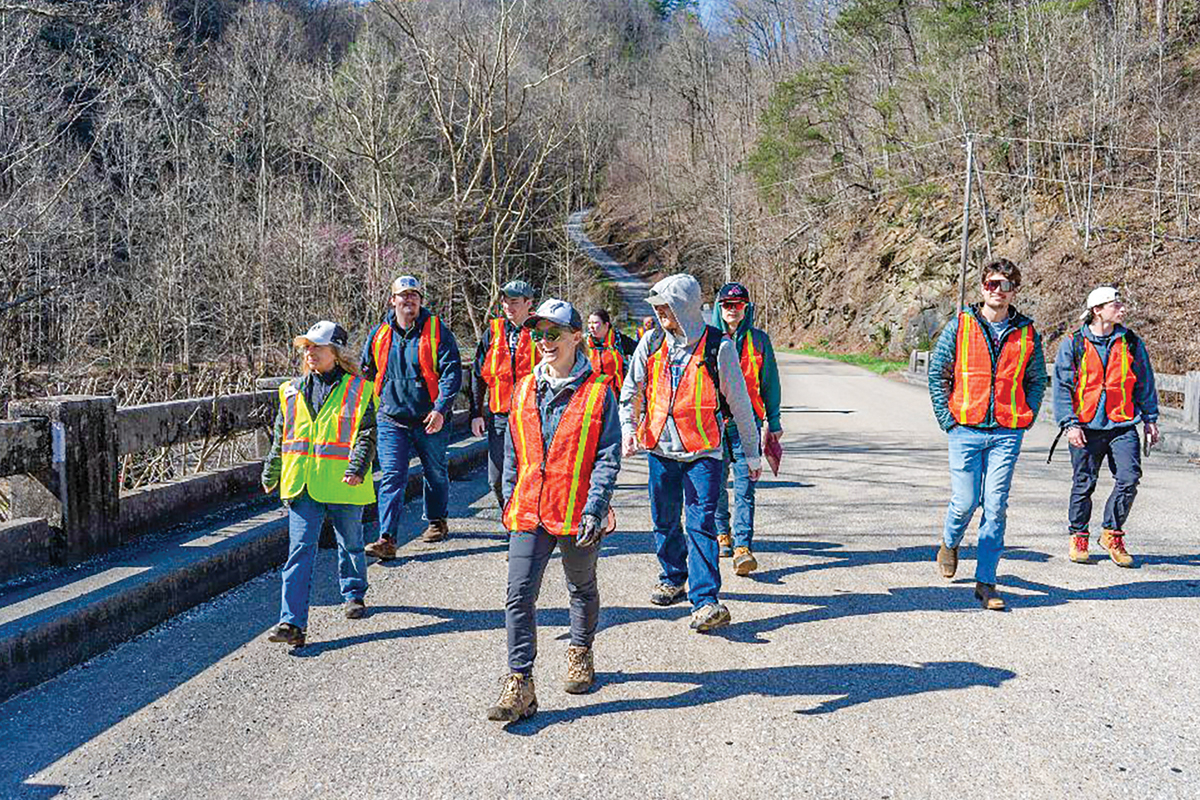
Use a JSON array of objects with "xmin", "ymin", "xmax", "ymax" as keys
[{"xmin": 505, "ymin": 660, "xmax": 1016, "ymax": 734}]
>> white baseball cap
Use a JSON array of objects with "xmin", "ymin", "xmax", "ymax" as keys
[
  {"xmin": 1080, "ymin": 286, "xmax": 1119, "ymax": 319},
  {"xmin": 391, "ymin": 275, "xmax": 422, "ymax": 295},
  {"xmin": 523, "ymin": 298, "xmax": 583, "ymax": 330},
  {"xmin": 296, "ymin": 320, "xmax": 348, "ymax": 347}
]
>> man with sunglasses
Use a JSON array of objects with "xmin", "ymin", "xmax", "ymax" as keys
[
  {"xmin": 471, "ymin": 280, "xmax": 539, "ymax": 510},
  {"xmin": 929, "ymin": 259, "xmax": 1047, "ymax": 610},
  {"xmin": 709, "ymin": 282, "xmax": 782, "ymax": 576},
  {"xmin": 362, "ymin": 275, "xmax": 463, "ymax": 559},
  {"xmin": 1052, "ymin": 286, "xmax": 1159, "ymax": 567}
]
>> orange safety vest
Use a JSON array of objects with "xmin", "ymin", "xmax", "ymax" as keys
[
  {"xmin": 503, "ymin": 373, "xmax": 611, "ymax": 536},
  {"xmin": 587, "ymin": 329, "xmax": 626, "ymax": 386},
  {"xmin": 739, "ymin": 331, "xmax": 767, "ymax": 420},
  {"xmin": 369, "ymin": 315, "xmax": 441, "ymax": 403},
  {"xmin": 638, "ymin": 330, "xmax": 722, "ymax": 452},
  {"xmin": 479, "ymin": 318, "xmax": 538, "ymax": 414},
  {"xmin": 1073, "ymin": 333, "xmax": 1138, "ymax": 424},
  {"xmin": 948, "ymin": 311, "xmax": 1036, "ymax": 429}
]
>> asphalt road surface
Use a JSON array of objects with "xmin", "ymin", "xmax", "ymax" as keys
[{"xmin": 2, "ymin": 354, "xmax": 1198, "ymax": 800}]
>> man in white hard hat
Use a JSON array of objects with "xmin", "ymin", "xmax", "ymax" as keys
[{"xmin": 1052, "ymin": 285, "xmax": 1160, "ymax": 568}]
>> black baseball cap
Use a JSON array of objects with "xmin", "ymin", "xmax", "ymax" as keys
[{"xmin": 717, "ymin": 282, "xmax": 750, "ymax": 304}]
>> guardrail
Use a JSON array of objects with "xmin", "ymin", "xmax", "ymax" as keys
[
  {"xmin": 908, "ymin": 350, "xmax": 1200, "ymax": 433},
  {"xmin": 1, "ymin": 364, "xmax": 477, "ymax": 583}
]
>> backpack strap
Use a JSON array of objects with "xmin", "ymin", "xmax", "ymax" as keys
[{"xmin": 702, "ymin": 325, "xmax": 730, "ymax": 417}]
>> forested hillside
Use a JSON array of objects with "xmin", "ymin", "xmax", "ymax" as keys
[{"xmin": 3, "ymin": 0, "xmax": 1198, "ymax": 413}]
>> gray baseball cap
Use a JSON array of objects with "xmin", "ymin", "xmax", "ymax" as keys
[
  {"xmin": 500, "ymin": 279, "xmax": 535, "ymax": 299},
  {"xmin": 523, "ymin": 298, "xmax": 583, "ymax": 331}
]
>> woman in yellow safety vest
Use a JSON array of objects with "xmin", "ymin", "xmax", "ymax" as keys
[
  {"xmin": 261, "ymin": 321, "xmax": 377, "ymax": 648},
  {"xmin": 486, "ymin": 299, "xmax": 622, "ymax": 723}
]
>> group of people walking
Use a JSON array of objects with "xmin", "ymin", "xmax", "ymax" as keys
[{"xmin": 259, "ymin": 258, "xmax": 1160, "ymax": 724}]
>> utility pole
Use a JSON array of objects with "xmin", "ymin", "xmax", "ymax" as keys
[
  {"xmin": 722, "ymin": 154, "xmax": 733, "ymax": 283},
  {"xmin": 958, "ymin": 134, "xmax": 975, "ymax": 313}
]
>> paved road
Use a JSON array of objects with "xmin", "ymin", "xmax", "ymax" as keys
[
  {"xmin": 2, "ymin": 355, "xmax": 1199, "ymax": 799},
  {"xmin": 566, "ymin": 209, "xmax": 654, "ymax": 321}
]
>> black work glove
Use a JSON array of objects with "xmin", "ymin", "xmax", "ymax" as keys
[{"xmin": 576, "ymin": 513, "xmax": 603, "ymax": 549}]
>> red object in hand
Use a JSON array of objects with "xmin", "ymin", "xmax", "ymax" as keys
[{"xmin": 764, "ymin": 432, "xmax": 783, "ymax": 476}]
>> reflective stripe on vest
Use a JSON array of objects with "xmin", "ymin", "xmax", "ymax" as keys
[
  {"xmin": 1074, "ymin": 335, "xmax": 1138, "ymax": 424},
  {"xmin": 502, "ymin": 373, "xmax": 610, "ymax": 537},
  {"xmin": 948, "ymin": 312, "xmax": 1036, "ymax": 429},
  {"xmin": 278, "ymin": 375, "xmax": 375, "ymax": 505},
  {"xmin": 480, "ymin": 318, "xmax": 537, "ymax": 414},
  {"xmin": 587, "ymin": 328, "xmax": 625, "ymax": 386},
  {"xmin": 740, "ymin": 332, "xmax": 766, "ymax": 420},
  {"xmin": 637, "ymin": 330, "xmax": 722, "ymax": 452},
  {"xmin": 370, "ymin": 317, "xmax": 442, "ymax": 403}
]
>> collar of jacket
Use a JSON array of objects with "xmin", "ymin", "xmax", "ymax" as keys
[{"xmin": 966, "ymin": 302, "xmax": 1033, "ymax": 330}]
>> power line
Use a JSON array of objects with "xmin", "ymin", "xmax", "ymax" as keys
[{"xmin": 979, "ymin": 133, "xmax": 1200, "ymax": 159}]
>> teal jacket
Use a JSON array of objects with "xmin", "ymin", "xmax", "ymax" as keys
[
  {"xmin": 928, "ymin": 303, "xmax": 1048, "ymax": 432},
  {"xmin": 709, "ymin": 301, "xmax": 783, "ymax": 433}
]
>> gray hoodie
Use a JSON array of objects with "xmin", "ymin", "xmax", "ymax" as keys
[{"xmin": 619, "ymin": 274, "xmax": 762, "ymax": 470}]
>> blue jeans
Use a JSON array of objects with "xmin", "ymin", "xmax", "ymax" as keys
[
  {"xmin": 943, "ymin": 426, "xmax": 1025, "ymax": 584},
  {"xmin": 376, "ymin": 414, "xmax": 451, "ymax": 538},
  {"xmin": 280, "ymin": 491, "xmax": 368, "ymax": 630},
  {"xmin": 649, "ymin": 453, "xmax": 722, "ymax": 610},
  {"xmin": 714, "ymin": 421, "xmax": 756, "ymax": 547}
]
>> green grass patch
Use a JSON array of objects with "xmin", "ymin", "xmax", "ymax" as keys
[{"xmin": 785, "ymin": 346, "xmax": 908, "ymax": 375}]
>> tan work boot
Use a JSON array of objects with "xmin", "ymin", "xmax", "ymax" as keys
[
  {"xmin": 936, "ymin": 544, "xmax": 958, "ymax": 579},
  {"xmin": 1069, "ymin": 533, "xmax": 1090, "ymax": 564},
  {"xmin": 732, "ymin": 546, "xmax": 758, "ymax": 576},
  {"xmin": 364, "ymin": 537, "xmax": 397, "ymax": 560},
  {"xmin": 1101, "ymin": 529, "xmax": 1134, "ymax": 567},
  {"xmin": 717, "ymin": 533, "xmax": 733, "ymax": 558},
  {"xmin": 486, "ymin": 674, "xmax": 537, "ymax": 722},
  {"xmin": 564, "ymin": 645, "xmax": 595, "ymax": 694},
  {"xmin": 422, "ymin": 519, "xmax": 449, "ymax": 543},
  {"xmin": 974, "ymin": 582, "xmax": 1006, "ymax": 611}
]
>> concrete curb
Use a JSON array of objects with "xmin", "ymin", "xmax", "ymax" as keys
[{"xmin": 0, "ymin": 438, "xmax": 488, "ymax": 703}]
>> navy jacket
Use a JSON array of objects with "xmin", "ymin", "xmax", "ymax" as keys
[
  {"xmin": 1052, "ymin": 324, "xmax": 1159, "ymax": 430},
  {"xmin": 361, "ymin": 308, "xmax": 462, "ymax": 426}
]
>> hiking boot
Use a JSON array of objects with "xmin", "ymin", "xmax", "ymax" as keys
[
  {"xmin": 717, "ymin": 533, "xmax": 733, "ymax": 558},
  {"xmin": 1069, "ymin": 533, "xmax": 1090, "ymax": 564},
  {"xmin": 732, "ymin": 546, "xmax": 758, "ymax": 576},
  {"xmin": 649, "ymin": 582, "xmax": 687, "ymax": 606},
  {"xmin": 689, "ymin": 603, "xmax": 731, "ymax": 632},
  {"xmin": 343, "ymin": 599, "xmax": 367, "ymax": 619},
  {"xmin": 266, "ymin": 622, "xmax": 306, "ymax": 647},
  {"xmin": 422, "ymin": 519, "xmax": 449, "ymax": 543},
  {"xmin": 937, "ymin": 544, "xmax": 958, "ymax": 579},
  {"xmin": 1101, "ymin": 529, "xmax": 1134, "ymax": 567},
  {"xmin": 974, "ymin": 582, "xmax": 1006, "ymax": 611},
  {"xmin": 564, "ymin": 645, "xmax": 595, "ymax": 694},
  {"xmin": 486, "ymin": 674, "xmax": 537, "ymax": 722},
  {"xmin": 365, "ymin": 537, "xmax": 397, "ymax": 560}
]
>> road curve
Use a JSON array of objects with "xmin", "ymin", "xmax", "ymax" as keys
[{"xmin": 567, "ymin": 209, "xmax": 654, "ymax": 322}]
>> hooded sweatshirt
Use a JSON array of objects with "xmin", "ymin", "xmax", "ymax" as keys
[
  {"xmin": 619, "ymin": 274, "xmax": 762, "ymax": 470},
  {"xmin": 501, "ymin": 351, "xmax": 622, "ymax": 523},
  {"xmin": 709, "ymin": 299, "xmax": 783, "ymax": 434}
]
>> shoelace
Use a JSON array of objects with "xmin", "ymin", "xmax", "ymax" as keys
[
  {"xmin": 498, "ymin": 675, "xmax": 523, "ymax": 704},
  {"xmin": 1108, "ymin": 533, "xmax": 1128, "ymax": 553},
  {"xmin": 1073, "ymin": 535, "xmax": 1089, "ymax": 552}
]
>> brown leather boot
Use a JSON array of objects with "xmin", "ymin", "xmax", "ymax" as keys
[
  {"xmin": 1101, "ymin": 529, "xmax": 1133, "ymax": 567},
  {"xmin": 564, "ymin": 645, "xmax": 595, "ymax": 694},
  {"xmin": 717, "ymin": 533, "xmax": 733, "ymax": 558},
  {"xmin": 974, "ymin": 582, "xmax": 1006, "ymax": 611},
  {"xmin": 487, "ymin": 674, "xmax": 537, "ymax": 722},
  {"xmin": 421, "ymin": 519, "xmax": 449, "ymax": 543},
  {"xmin": 937, "ymin": 544, "xmax": 958, "ymax": 579},
  {"xmin": 364, "ymin": 537, "xmax": 397, "ymax": 560}
]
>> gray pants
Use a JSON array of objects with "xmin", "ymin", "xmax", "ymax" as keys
[
  {"xmin": 506, "ymin": 527, "xmax": 599, "ymax": 675},
  {"xmin": 486, "ymin": 413, "xmax": 509, "ymax": 508}
]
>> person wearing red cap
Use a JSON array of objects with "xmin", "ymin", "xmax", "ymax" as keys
[{"xmin": 1052, "ymin": 285, "xmax": 1160, "ymax": 567}]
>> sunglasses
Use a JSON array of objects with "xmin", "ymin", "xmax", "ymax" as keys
[
  {"xmin": 983, "ymin": 279, "xmax": 1017, "ymax": 293},
  {"xmin": 721, "ymin": 301, "xmax": 747, "ymax": 310},
  {"xmin": 530, "ymin": 327, "xmax": 567, "ymax": 343}
]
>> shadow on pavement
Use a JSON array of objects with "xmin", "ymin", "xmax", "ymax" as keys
[{"xmin": 505, "ymin": 660, "xmax": 1017, "ymax": 734}]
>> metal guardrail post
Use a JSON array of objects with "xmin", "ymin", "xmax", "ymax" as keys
[{"xmin": 8, "ymin": 396, "xmax": 120, "ymax": 565}]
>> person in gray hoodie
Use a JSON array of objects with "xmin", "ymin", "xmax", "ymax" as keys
[
  {"xmin": 619, "ymin": 273, "xmax": 762, "ymax": 632},
  {"xmin": 488, "ymin": 299, "xmax": 622, "ymax": 723}
]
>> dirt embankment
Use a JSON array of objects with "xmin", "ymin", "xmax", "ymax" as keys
[{"xmin": 588, "ymin": 189, "xmax": 1199, "ymax": 377}]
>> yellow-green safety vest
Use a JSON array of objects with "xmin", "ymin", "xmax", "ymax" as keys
[{"xmin": 278, "ymin": 374, "xmax": 375, "ymax": 505}]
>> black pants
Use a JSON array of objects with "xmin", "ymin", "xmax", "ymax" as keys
[
  {"xmin": 486, "ymin": 413, "xmax": 509, "ymax": 508},
  {"xmin": 1068, "ymin": 426, "xmax": 1142, "ymax": 533},
  {"xmin": 506, "ymin": 527, "xmax": 599, "ymax": 675}
]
